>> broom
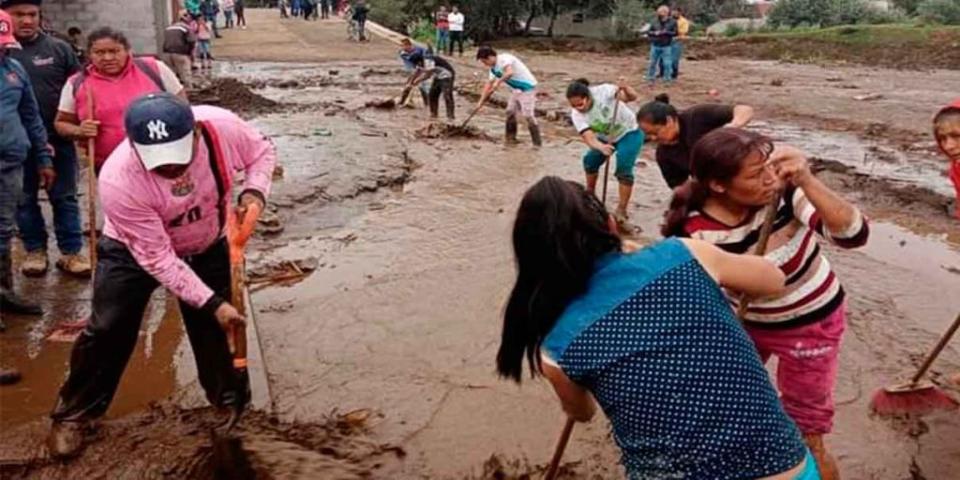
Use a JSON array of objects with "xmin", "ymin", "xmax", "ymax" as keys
[{"xmin": 869, "ymin": 312, "xmax": 960, "ymax": 417}]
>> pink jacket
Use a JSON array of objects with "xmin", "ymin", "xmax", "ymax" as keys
[
  {"xmin": 99, "ymin": 106, "xmax": 276, "ymax": 308},
  {"xmin": 71, "ymin": 57, "xmax": 165, "ymax": 169}
]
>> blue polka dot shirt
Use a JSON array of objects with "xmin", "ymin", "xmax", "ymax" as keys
[{"xmin": 542, "ymin": 239, "xmax": 807, "ymax": 479}]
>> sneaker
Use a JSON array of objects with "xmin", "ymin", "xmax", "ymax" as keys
[
  {"xmin": 47, "ymin": 421, "xmax": 87, "ymax": 459},
  {"xmin": 21, "ymin": 250, "xmax": 48, "ymax": 277},
  {"xmin": 56, "ymin": 254, "xmax": 93, "ymax": 278}
]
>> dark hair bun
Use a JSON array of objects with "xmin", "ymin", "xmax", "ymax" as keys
[
  {"xmin": 655, "ymin": 93, "xmax": 670, "ymax": 104},
  {"xmin": 573, "ymin": 78, "xmax": 590, "ymax": 86}
]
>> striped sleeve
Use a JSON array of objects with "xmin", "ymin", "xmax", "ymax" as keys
[{"xmin": 790, "ymin": 187, "xmax": 868, "ymax": 249}]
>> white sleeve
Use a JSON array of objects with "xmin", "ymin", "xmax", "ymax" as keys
[
  {"xmin": 157, "ymin": 61, "xmax": 185, "ymax": 94},
  {"xmin": 571, "ymin": 110, "xmax": 590, "ymax": 134},
  {"xmin": 598, "ymin": 84, "xmax": 618, "ymax": 104},
  {"xmin": 58, "ymin": 81, "xmax": 77, "ymax": 114}
]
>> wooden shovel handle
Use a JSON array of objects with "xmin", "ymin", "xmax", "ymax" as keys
[
  {"xmin": 545, "ymin": 417, "xmax": 575, "ymax": 480},
  {"xmin": 737, "ymin": 190, "xmax": 782, "ymax": 319},
  {"xmin": 85, "ymin": 86, "xmax": 98, "ymax": 270}
]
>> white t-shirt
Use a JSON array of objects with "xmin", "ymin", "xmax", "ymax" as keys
[
  {"xmin": 448, "ymin": 12, "xmax": 465, "ymax": 32},
  {"xmin": 570, "ymin": 84, "xmax": 638, "ymax": 143},
  {"xmin": 488, "ymin": 53, "xmax": 537, "ymax": 93},
  {"xmin": 57, "ymin": 61, "xmax": 184, "ymax": 114}
]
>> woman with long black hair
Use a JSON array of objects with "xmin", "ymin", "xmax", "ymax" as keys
[{"xmin": 497, "ymin": 176, "xmax": 820, "ymax": 479}]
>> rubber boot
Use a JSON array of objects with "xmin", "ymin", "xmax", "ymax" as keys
[
  {"xmin": 420, "ymin": 89, "xmax": 430, "ymax": 109},
  {"xmin": 804, "ymin": 434, "xmax": 840, "ymax": 480},
  {"xmin": 528, "ymin": 120, "xmax": 543, "ymax": 147},
  {"xmin": 505, "ymin": 115, "xmax": 519, "ymax": 144},
  {"xmin": 0, "ymin": 254, "xmax": 43, "ymax": 316}
]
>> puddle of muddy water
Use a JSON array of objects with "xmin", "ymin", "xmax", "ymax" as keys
[
  {"xmin": 754, "ymin": 121, "xmax": 952, "ymax": 198},
  {"xmin": 1, "ymin": 291, "xmax": 180, "ymax": 430}
]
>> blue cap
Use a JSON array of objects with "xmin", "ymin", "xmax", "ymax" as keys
[{"xmin": 125, "ymin": 93, "xmax": 196, "ymax": 170}]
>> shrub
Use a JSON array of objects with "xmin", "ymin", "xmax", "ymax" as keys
[
  {"xmin": 724, "ymin": 23, "xmax": 746, "ymax": 37},
  {"xmin": 917, "ymin": 0, "xmax": 960, "ymax": 24},
  {"xmin": 610, "ymin": 0, "xmax": 650, "ymax": 41},
  {"xmin": 768, "ymin": 0, "xmax": 896, "ymax": 28}
]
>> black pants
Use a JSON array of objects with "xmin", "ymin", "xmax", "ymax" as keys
[
  {"xmin": 51, "ymin": 237, "xmax": 247, "ymax": 422},
  {"xmin": 449, "ymin": 31, "xmax": 465, "ymax": 56},
  {"xmin": 320, "ymin": 2, "xmax": 330, "ymax": 18},
  {"xmin": 429, "ymin": 78, "xmax": 455, "ymax": 120},
  {"xmin": 237, "ymin": 8, "xmax": 246, "ymax": 25}
]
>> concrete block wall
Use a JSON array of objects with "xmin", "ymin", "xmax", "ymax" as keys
[{"xmin": 42, "ymin": 0, "xmax": 173, "ymax": 54}]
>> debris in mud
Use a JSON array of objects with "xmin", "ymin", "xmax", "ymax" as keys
[
  {"xmin": 771, "ymin": 78, "xmax": 784, "ymax": 87},
  {"xmin": 854, "ymin": 93, "xmax": 884, "ymax": 102},
  {"xmin": 0, "ymin": 404, "xmax": 403, "ymax": 480},
  {"xmin": 942, "ymin": 265, "xmax": 960, "ymax": 276},
  {"xmin": 189, "ymin": 78, "xmax": 280, "ymax": 116},
  {"xmin": 364, "ymin": 97, "xmax": 397, "ymax": 109},
  {"xmin": 359, "ymin": 68, "xmax": 397, "ymax": 78},
  {"xmin": 415, "ymin": 122, "xmax": 496, "ymax": 142},
  {"xmin": 248, "ymin": 258, "xmax": 319, "ymax": 291},
  {"xmin": 0, "ymin": 368, "xmax": 22, "ymax": 386},
  {"xmin": 258, "ymin": 210, "xmax": 285, "ymax": 235},
  {"xmin": 865, "ymin": 122, "xmax": 890, "ymax": 137},
  {"xmin": 45, "ymin": 318, "xmax": 88, "ymax": 343},
  {"xmin": 465, "ymin": 454, "xmax": 582, "ymax": 480},
  {"xmin": 273, "ymin": 164, "xmax": 284, "ymax": 180}
]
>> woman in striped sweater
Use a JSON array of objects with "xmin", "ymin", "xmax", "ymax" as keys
[{"xmin": 663, "ymin": 128, "xmax": 869, "ymax": 480}]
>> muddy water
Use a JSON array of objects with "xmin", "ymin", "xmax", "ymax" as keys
[{"xmin": 0, "ymin": 259, "xmax": 180, "ymax": 430}]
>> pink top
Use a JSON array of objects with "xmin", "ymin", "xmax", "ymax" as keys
[
  {"xmin": 70, "ymin": 57, "xmax": 166, "ymax": 169},
  {"xmin": 99, "ymin": 106, "xmax": 276, "ymax": 308},
  {"xmin": 198, "ymin": 21, "xmax": 212, "ymax": 41}
]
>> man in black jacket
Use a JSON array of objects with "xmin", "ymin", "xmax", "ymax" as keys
[
  {"xmin": 2, "ymin": 0, "xmax": 89, "ymax": 278},
  {"xmin": 645, "ymin": 5, "xmax": 676, "ymax": 86}
]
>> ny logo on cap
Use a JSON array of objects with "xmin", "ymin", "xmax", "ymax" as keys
[
  {"xmin": 0, "ymin": 20, "xmax": 10, "ymax": 34},
  {"xmin": 147, "ymin": 120, "xmax": 170, "ymax": 141}
]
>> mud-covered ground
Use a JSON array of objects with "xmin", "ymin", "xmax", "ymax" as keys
[{"xmin": 2, "ymin": 9, "xmax": 959, "ymax": 479}]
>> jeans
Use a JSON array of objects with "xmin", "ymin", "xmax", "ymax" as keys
[
  {"xmin": 320, "ymin": 1, "xmax": 330, "ymax": 18},
  {"xmin": 0, "ymin": 157, "xmax": 24, "ymax": 255},
  {"xmin": 436, "ymin": 29, "xmax": 449, "ymax": 52},
  {"xmin": 205, "ymin": 14, "xmax": 219, "ymax": 35},
  {"xmin": 646, "ymin": 45, "xmax": 673, "ymax": 83},
  {"xmin": 292, "ymin": 0, "xmax": 301, "ymax": 16},
  {"xmin": 429, "ymin": 77, "xmax": 455, "ymax": 120},
  {"xmin": 671, "ymin": 40, "xmax": 682, "ymax": 79},
  {"xmin": 449, "ymin": 31, "xmax": 464, "ymax": 56},
  {"xmin": 17, "ymin": 138, "xmax": 83, "ymax": 255},
  {"xmin": 51, "ymin": 237, "xmax": 248, "ymax": 422},
  {"xmin": 224, "ymin": 9, "xmax": 234, "ymax": 28}
]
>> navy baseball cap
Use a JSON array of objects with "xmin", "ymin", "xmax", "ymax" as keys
[{"xmin": 125, "ymin": 93, "xmax": 196, "ymax": 170}]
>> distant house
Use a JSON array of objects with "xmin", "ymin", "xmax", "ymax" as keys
[{"xmin": 42, "ymin": 0, "xmax": 179, "ymax": 54}]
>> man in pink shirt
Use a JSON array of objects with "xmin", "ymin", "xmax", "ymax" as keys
[{"xmin": 47, "ymin": 93, "xmax": 276, "ymax": 459}]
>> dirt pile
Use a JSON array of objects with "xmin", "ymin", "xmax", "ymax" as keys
[
  {"xmin": 190, "ymin": 78, "xmax": 281, "ymax": 116},
  {"xmin": 415, "ymin": 122, "xmax": 497, "ymax": 142},
  {"xmin": 365, "ymin": 97, "xmax": 398, "ymax": 109},
  {"xmin": 463, "ymin": 454, "xmax": 584, "ymax": 480},
  {"xmin": 0, "ymin": 404, "xmax": 403, "ymax": 480}
]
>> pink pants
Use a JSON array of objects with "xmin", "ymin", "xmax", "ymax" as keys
[{"xmin": 744, "ymin": 303, "xmax": 846, "ymax": 435}]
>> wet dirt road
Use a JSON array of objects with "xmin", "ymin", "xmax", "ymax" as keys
[{"xmin": 3, "ymin": 8, "xmax": 959, "ymax": 479}]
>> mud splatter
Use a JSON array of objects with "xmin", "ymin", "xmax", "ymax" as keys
[
  {"xmin": 415, "ymin": 122, "xmax": 497, "ymax": 142},
  {"xmin": 463, "ymin": 454, "xmax": 584, "ymax": 480},
  {"xmin": 0, "ymin": 404, "xmax": 403, "ymax": 480}
]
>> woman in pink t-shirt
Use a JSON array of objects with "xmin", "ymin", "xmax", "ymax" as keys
[{"xmin": 54, "ymin": 28, "xmax": 187, "ymax": 173}]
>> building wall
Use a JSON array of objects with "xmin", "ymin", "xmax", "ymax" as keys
[{"xmin": 42, "ymin": 0, "xmax": 173, "ymax": 54}]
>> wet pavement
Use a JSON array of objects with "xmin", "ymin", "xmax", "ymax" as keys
[{"xmin": 2, "ymin": 8, "xmax": 959, "ymax": 479}]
